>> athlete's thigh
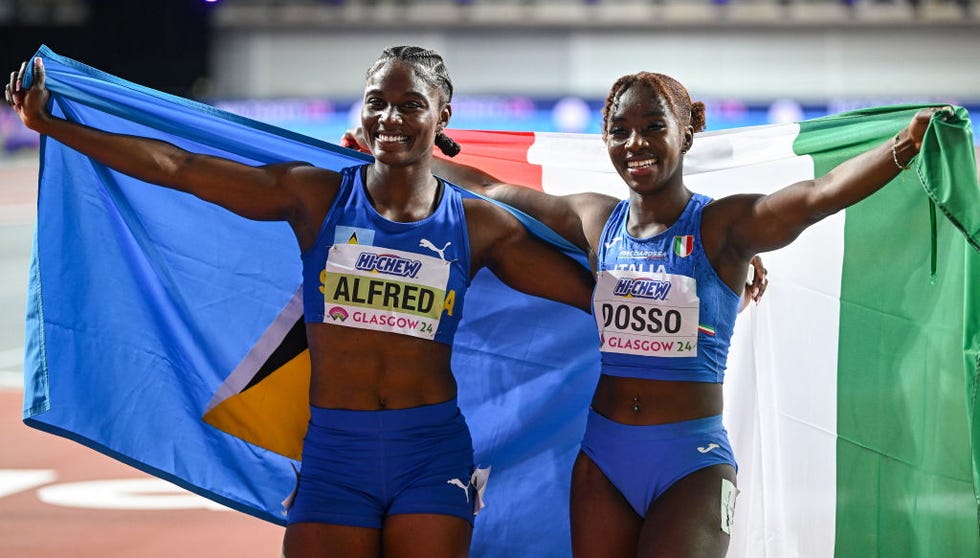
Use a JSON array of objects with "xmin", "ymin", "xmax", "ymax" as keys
[
  {"xmin": 382, "ymin": 513, "xmax": 472, "ymax": 558},
  {"xmin": 638, "ymin": 464, "xmax": 737, "ymax": 558},
  {"xmin": 570, "ymin": 451, "xmax": 643, "ymax": 558},
  {"xmin": 282, "ymin": 522, "xmax": 381, "ymax": 558}
]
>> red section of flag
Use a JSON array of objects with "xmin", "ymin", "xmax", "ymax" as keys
[{"xmin": 440, "ymin": 129, "xmax": 543, "ymax": 191}]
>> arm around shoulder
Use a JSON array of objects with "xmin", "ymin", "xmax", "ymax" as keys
[
  {"xmin": 464, "ymin": 198, "xmax": 595, "ymax": 313},
  {"xmin": 434, "ymin": 156, "xmax": 617, "ymax": 254}
]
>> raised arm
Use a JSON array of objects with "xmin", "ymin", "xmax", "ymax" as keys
[
  {"xmin": 707, "ymin": 107, "xmax": 944, "ymax": 264},
  {"xmin": 6, "ymin": 58, "xmax": 340, "ymax": 248},
  {"xmin": 464, "ymin": 198, "xmax": 595, "ymax": 313}
]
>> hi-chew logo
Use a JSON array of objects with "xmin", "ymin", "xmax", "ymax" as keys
[
  {"xmin": 613, "ymin": 277, "xmax": 671, "ymax": 300},
  {"xmin": 355, "ymin": 252, "xmax": 423, "ymax": 278}
]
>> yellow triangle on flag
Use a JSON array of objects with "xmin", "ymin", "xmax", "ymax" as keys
[{"xmin": 203, "ymin": 349, "xmax": 311, "ymax": 461}]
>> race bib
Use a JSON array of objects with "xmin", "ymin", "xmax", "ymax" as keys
[
  {"xmin": 594, "ymin": 269, "xmax": 700, "ymax": 357},
  {"xmin": 319, "ymin": 244, "xmax": 450, "ymax": 340}
]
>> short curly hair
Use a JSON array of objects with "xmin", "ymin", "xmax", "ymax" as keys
[{"xmin": 601, "ymin": 72, "xmax": 706, "ymax": 140}]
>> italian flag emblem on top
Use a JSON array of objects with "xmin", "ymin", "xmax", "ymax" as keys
[{"xmin": 673, "ymin": 235, "xmax": 694, "ymax": 258}]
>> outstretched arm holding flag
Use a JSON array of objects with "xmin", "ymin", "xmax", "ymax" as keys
[
  {"xmin": 7, "ymin": 47, "xmax": 596, "ymax": 558},
  {"xmin": 7, "ymin": 59, "xmax": 344, "ymax": 244}
]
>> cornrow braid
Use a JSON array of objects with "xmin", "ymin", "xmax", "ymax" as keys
[
  {"xmin": 367, "ymin": 46, "xmax": 461, "ymax": 157},
  {"xmin": 601, "ymin": 72, "xmax": 706, "ymax": 140}
]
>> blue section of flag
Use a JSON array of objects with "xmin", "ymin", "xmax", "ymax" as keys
[{"xmin": 22, "ymin": 45, "xmax": 597, "ymax": 556}]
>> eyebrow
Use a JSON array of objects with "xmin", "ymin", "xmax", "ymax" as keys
[
  {"xmin": 363, "ymin": 88, "xmax": 428, "ymax": 99},
  {"xmin": 609, "ymin": 111, "xmax": 667, "ymax": 122}
]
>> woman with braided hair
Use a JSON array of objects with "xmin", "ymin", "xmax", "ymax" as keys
[
  {"xmin": 6, "ymin": 46, "xmax": 596, "ymax": 558},
  {"xmin": 425, "ymin": 72, "xmax": 944, "ymax": 557}
]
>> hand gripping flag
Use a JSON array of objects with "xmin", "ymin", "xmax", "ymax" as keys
[{"xmin": 21, "ymin": 46, "xmax": 980, "ymax": 557}]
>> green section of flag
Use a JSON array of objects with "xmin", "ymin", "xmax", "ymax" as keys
[{"xmin": 797, "ymin": 106, "xmax": 980, "ymax": 557}]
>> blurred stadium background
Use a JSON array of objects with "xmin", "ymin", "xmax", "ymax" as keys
[{"xmin": 1, "ymin": 0, "xmax": 978, "ymax": 154}]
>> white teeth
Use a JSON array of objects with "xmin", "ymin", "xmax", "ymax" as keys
[
  {"xmin": 378, "ymin": 133, "xmax": 408, "ymax": 143},
  {"xmin": 627, "ymin": 159, "xmax": 656, "ymax": 169}
]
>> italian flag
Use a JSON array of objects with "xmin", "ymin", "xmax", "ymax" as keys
[{"xmin": 445, "ymin": 108, "xmax": 980, "ymax": 557}]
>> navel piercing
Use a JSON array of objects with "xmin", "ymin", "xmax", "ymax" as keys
[{"xmin": 632, "ymin": 395, "xmax": 641, "ymax": 413}]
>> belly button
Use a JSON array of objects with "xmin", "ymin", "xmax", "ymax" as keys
[{"xmin": 378, "ymin": 398, "xmax": 387, "ymax": 409}]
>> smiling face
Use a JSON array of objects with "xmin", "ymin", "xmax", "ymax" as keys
[
  {"xmin": 361, "ymin": 60, "xmax": 451, "ymax": 167},
  {"xmin": 604, "ymin": 83, "xmax": 692, "ymax": 196}
]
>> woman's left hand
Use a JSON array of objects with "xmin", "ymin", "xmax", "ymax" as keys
[{"xmin": 740, "ymin": 255, "xmax": 768, "ymax": 311}]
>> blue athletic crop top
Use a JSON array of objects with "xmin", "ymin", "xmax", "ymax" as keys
[
  {"xmin": 593, "ymin": 194, "xmax": 739, "ymax": 383},
  {"xmin": 301, "ymin": 164, "xmax": 472, "ymax": 345}
]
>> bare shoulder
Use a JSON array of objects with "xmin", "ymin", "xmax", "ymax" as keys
[
  {"xmin": 273, "ymin": 162, "xmax": 343, "ymax": 187},
  {"xmin": 272, "ymin": 163, "xmax": 348, "ymax": 249},
  {"xmin": 564, "ymin": 191, "xmax": 620, "ymax": 215},
  {"xmin": 565, "ymin": 191, "xmax": 620, "ymax": 237},
  {"xmin": 701, "ymin": 192, "xmax": 768, "ymax": 265},
  {"xmin": 270, "ymin": 162, "xmax": 343, "ymax": 204},
  {"xmin": 702, "ymin": 192, "xmax": 763, "ymax": 229},
  {"xmin": 461, "ymin": 197, "xmax": 525, "ymax": 265},
  {"xmin": 461, "ymin": 196, "xmax": 518, "ymax": 231}
]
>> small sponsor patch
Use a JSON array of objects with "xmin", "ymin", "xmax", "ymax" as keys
[
  {"xmin": 619, "ymin": 249, "xmax": 668, "ymax": 260},
  {"xmin": 471, "ymin": 465, "xmax": 491, "ymax": 515},
  {"xmin": 721, "ymin": 478, "xmax": 739, "ymax": 535},
  {"xmin": 280, "ymin": 462, "xmax": 301, "ymax": 514}
]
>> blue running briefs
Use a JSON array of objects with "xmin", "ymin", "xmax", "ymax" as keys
[
  {"xmin": 288, "ymin": 399, "xmax": 476, "ymax": 528},
  {"xmin": 581, "ymin": 409, "xmax": 736, "ymax": 517}
]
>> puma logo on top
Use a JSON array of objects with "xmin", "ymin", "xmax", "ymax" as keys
[{"xmin": 420, "ymin": 239, "xmax": 452, "ymax": 261}]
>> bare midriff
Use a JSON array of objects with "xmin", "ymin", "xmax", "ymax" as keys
[
  {"xmin": 306, "ymin": 323, "xmax": 457, "ymax": 411},
  {"xmin": 591, "ymin": 374, "xmax": 724, "ymax": 425}
]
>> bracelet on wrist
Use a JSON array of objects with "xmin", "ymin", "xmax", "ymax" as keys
[{"xmin": 891, "ymin": 134, "xmax": 916, "ymax": 170}]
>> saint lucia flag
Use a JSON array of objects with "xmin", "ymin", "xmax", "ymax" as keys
[{"xmin": 21, "ymin": 46, "xmax": 980, "ymax": 558}]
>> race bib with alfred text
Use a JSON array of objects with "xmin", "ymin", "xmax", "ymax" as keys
[{"xmin": 319, "ymin": 243, "xmax": 450, "ymax": 340}]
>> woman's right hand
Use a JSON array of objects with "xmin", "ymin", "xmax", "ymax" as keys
[{"xmin": 5, "ymin": 57, "xmax": 50, "ymax": 132}]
